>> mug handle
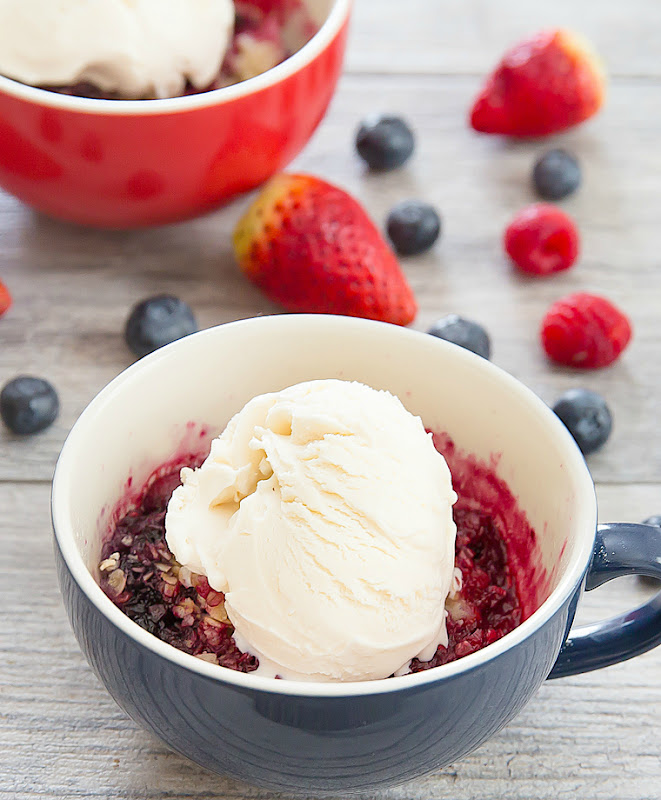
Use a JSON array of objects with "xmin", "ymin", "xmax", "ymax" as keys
[{"xmin": 548, "ymin": 523, "xmax": 661, "ymax": 679}]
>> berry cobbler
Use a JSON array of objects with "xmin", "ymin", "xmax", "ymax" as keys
[
  {"xmin": 98, "ymin": 381, "xmax": 547, "ymax": 682},
  {"xmin": 0, "ymin": 0, "xmax": 320, "ymax": 100}
]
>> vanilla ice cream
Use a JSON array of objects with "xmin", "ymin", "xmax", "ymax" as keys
[
  {"xmin": 0, "ymin": 0, "xmax": 234, "ymax": 99},
  {"xmin": 165, "ymin": 380, "xmax": 458, "ymax": 682}
]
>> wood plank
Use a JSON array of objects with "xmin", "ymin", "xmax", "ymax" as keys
[
  {"xmin": 347, "ymin": 0, "xmax": 661, "ymax": 78},
  {"xmin": 1, "ymin": 76, "xmax": 660, "ymax": 484},
  {"xmin": 2, "ymin": 483, "xmax": 659, "ymax": 799},
  {"xmin": 596, "ymin": 484, "xmax": 661, "ymax": 527}
]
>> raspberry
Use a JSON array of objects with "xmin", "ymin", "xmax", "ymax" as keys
[
  {"xmin": 504, "ymin": 203, "xmax": 579, "ymax": 276},
  {"xmin": 0, "ymin": 280, "xmax": 11, "ymax": 317},
  {"xmin": 541, "ymin": 293, "xmax": 632, "ymax": 368}
]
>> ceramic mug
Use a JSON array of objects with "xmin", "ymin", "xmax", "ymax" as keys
[
  {"xmin": 0, "ymin": 0, "xmax": 350, "ymax": 228},
  {"xmin": 52, "ymin": 315, "xmax": 661, "ymax": 792}
]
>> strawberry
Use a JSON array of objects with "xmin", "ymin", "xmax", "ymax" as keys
[
  {"xmin": 233, "ymin": 174, "xmax": 417, "ymax": 325},
  {"xmin": 470, "ymin": 29, "xmax": 606, "ymax": 137}
]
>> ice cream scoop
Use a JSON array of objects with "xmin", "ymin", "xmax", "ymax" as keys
[
  {"xmin": 165, "ymin": 379, "xmax": 458, "ymax": 681},
  {"xmin": 0, "ymin": 0, "xmax": 234, "ymax": 99}
]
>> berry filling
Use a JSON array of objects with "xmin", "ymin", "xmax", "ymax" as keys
[
  {"xmin": 410, "ymin": 508, "xmax": 520, "ymax": 670},
  {"xmin": 100, "ymin": 469, "xmax": 258, "ymax": 673},
  {"xmin": 99, "ymin": 433, "xmax": 546, "ymax": 677}
]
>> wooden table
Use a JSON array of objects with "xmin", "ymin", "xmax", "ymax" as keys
[{"xmin": 2, "ymin": 2, "xmax": 660, "ymax": 798}]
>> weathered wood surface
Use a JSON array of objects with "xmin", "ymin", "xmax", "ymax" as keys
[
  {"xmin": 2, "ymin": 74, "xmax": 661, "ymax": 484},
  {"xmin": 1, "ymin": 1, "xmax": 660, "ymax": 798},
  {"xmin": 349, "ymin": 0, "xmax": 661, "ymax": 77}
]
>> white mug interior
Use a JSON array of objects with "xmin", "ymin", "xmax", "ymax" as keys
[{"xmin": 52, "ymin": 314, "xmax": 597, "ymax": 693}]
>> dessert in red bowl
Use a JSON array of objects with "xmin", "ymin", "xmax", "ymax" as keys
[
  {"xmin": 0, "ymin": 0, "xmax": 350, "ymax": 228},
  {"xmin": 38, "ymin": 1, "xmax": 321, "ymax": 100}
]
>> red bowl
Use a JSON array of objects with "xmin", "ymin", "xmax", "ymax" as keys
[{"xmin": 0, "ymin": 0, "xmax": 351, "ymax": 229}]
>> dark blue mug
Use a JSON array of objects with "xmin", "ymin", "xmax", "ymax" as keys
[{"xmin": 52, "ymin": 316, "xmax": 661, "ymax": 792}]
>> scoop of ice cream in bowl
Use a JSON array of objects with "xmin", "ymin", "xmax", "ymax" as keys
[
  {"xmin": 163, "ymin": 379, "xmax": 459, "ymax": 682},
  {"xmin": 52, "ymin": 314, "xmax": 661, "ymax": 792},
  {"xmin": 0, "ymin": 0, "xmax": 350, "ymax": 227}
]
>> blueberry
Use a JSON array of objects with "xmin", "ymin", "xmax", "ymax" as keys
[
  {"xmin": 532, "ymin": 149, "xmax": 581, "ymax": 200},
  {"xmin": 643, "ymin": 515, "xmax": 661, "ymax": 529},
  {"xmin": 386, "ymin": 200, "xmax": 441, "ymax": 256},
  {"xmin": 125, "ymin": 295, "xmax": 197, "ymax": 358},
  {"xmin": 0, "ymin": 376, "xmax": 59, "ymax": 435},
  {"xmin": 427, "ymin": 315, "xmax": 491, "ymax": 360},
  {"xmin": 552, "ymin": 389, "xmax": 612, "ymax": 455},
  {"xmin": 355, "ymin": 114, "xmax": 415, "ymax": 170}
]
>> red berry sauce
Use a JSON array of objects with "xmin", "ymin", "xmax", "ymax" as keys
[{"xmin": 99, "ymin": 431, "xmax": 548, "ymax": 677}]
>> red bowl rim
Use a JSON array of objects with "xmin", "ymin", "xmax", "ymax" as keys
[{"xmin": 0, "ymin": 0, "xmax": 351, "ymax": 116}]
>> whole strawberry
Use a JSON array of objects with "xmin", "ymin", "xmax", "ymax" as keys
[
  {"xmin": 233, "ymin": 174, "xmax": 417, "ymax": 325},
  {"xmin": 470, "ymin": 29, "xmax": 606, "ymax": 137},
  {"xmin": 541, "ymin": 292, "xmax": 632, "ymax": 368}
]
